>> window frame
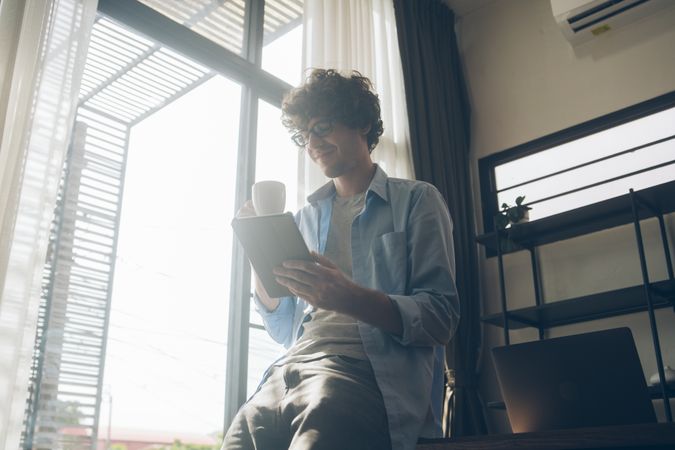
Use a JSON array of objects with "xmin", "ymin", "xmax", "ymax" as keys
[
  {"xmin": 97, "ymin": 0, "xmax": 296, "ymax": 433},
  {"xmin": 478, "ymin": 90, "xmax": 675, "ymax": 237}
]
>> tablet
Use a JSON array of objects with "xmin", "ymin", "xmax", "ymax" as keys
[{"xmin": 231, "ymin": 212, "xmax": 313, "ymax": 298}]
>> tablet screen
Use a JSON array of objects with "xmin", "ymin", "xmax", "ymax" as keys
[{"xmin": 231, "ymin": 213, "xmax": 312, "ymax": 298}]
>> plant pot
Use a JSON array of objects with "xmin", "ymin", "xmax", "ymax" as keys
[
  {"xmin": 649, "ymin": 366, "xmax": 675, "ymax": 386},
  {"xmin": 514, "ymin": 210, "xmax": 529, "ymax": 224}
]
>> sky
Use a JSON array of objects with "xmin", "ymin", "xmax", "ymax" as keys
[{"xmin": 495, "ymin": 106, "xmax": 675, "ymax": 220}]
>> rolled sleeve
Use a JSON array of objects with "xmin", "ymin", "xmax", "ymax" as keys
[
  {"xmin": 388, "ymin": 294, "xmax": 422, "ymax": 346},
  {"xmin": 253, "ymin": 294, "xmax": 296, "ymax": 347}
]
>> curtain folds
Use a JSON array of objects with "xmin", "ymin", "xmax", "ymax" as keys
[
  {"xmin": 0, "ymin": 0, "xmax": 97, "ymax": 447},
  {"xmin": 301, "ymin": 0, "xmax": 414, "ymax": 198},
  {"xmin": 392, "ymin": 0, "xmax": 487, "ymax": 437}
]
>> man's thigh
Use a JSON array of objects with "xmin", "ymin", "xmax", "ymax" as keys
[
  {"xmin": 222, "ymin": 356, "xmax": 390, "ymax": 450},
  {"xmin": 283, "ymin": 356, "xmax": 390, "ymax": 450}
]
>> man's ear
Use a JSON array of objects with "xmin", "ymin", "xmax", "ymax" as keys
[{"xmin": 360, "ymin": 124, "xmax": 371, "ymax": 136}]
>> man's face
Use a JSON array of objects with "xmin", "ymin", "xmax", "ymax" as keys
[{"xmin": 304, "ymin": 117, "xmax": 371, "ymax": 178}]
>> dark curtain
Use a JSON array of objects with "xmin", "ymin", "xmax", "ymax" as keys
[{"xmin": 393, "ymin": 0, "xmax": 487, "ymax": 437}]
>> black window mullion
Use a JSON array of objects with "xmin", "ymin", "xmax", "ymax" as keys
[
  {"xmin": 224, "ymin": 0, "xmax": 267, "ymax": 432},
  {"xmin": 224, "ymin": 87, "xmax": 258, "ymax": 430},
  {"xmin": 245, "ymin": 0, "xmax": 265, "ymax": 67},
  {"xmin": 98, "ymin": 0, "xmax": 291, "ymax": 105}
]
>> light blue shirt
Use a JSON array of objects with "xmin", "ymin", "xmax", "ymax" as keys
[{"xmin": 254, "ymin": 165, "xmax": 460, "ymax": 450}]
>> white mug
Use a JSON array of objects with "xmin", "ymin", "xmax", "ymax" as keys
[{"xmin": 252, "ymin": 180, "xmax": 286, "ymax": 215}]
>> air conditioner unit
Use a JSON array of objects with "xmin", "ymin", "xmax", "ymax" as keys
[{"xmin": 551, "ymin": 0, "xmax": 673, "ymax": 46}]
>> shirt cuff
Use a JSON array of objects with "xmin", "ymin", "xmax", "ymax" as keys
[
  {"xmin": 387, "ymin": 294, "xmax": 421, "ymax": 346},
  {"xmin": 253, "ymin": 293, "xmax": 295, "ymax": 319}
]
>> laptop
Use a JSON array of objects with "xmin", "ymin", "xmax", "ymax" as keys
[{"xmin": 491, "ymin": 327, "xmax": 657, "ymax": 433}]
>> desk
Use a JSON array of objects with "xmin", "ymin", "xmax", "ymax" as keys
[{"xmin": 416, "ymin": 423, "xmax": 675, "ymax": 449}]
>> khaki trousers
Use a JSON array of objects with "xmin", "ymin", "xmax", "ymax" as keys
[{"xmin": 222, "ymin": 355, "xmax": 391, "ymax": 450}]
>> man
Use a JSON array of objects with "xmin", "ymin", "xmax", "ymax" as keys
[{"xmin": 223, "ymin": 69, "xmax": 459, "ymax": 450}]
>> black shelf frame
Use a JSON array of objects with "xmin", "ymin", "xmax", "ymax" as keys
[
  {"xmin": 477, "ymin": 180, "xmax": 675, "ymax": 254},
  {"xmin": 481, "ymin": 280, "xmax": 675, "ymax": 329},
  {"xmin": 477, "ymin": 181, "xmax": 675, "ymax": 421}
]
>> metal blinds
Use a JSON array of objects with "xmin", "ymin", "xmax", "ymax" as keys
[
  {"xmin": 21, "ymin": 15, "xmax": 213, "ymax": 450},
  {"xmin": 135, "ymin": 0, "xmax": 303, "ymax": 54}
]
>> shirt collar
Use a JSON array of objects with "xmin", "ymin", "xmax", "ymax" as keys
[{"xmin": 307, "ymin": 164, "xmax": 389, "ymax": 205}]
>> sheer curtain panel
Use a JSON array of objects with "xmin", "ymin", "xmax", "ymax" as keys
[
  {"xmin": 300, "ymin": 0, "xmax": 414, "ymax": 196},
  {"xmin": 0, "ymin": 0, "xmax": 97, "ymax": 447}
]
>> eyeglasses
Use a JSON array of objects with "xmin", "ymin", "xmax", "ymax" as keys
[{"xmin": 291, "ymin": 119, "xmax": 335, "ymax": 148}]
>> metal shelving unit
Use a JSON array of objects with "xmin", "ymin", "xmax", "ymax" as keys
[{"xmin": 477, "ymin": 180, "xmax": 675, "ymax": 421}]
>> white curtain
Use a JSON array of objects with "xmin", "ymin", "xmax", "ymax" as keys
[
  {"xmin": 0, "ymin": 0, "xmax": 97, "ymax": 447},
  {"xmin": 300, "ymin": 0, "xmax": 414, "ymax": 197}
]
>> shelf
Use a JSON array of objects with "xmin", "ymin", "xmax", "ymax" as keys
[
  {"xmin": 481, "ymin": 279, "xmax": 675, "ymax": 330},
  {"xmin": 650, "ymin": 384, "xmax": 675, "ymax": 399},
  {"xmin": 477, "ymin": 180, "xmax": 675, "ymax": 254}
]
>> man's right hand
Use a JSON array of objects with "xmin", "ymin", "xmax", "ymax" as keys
[{"xmin": 237, "ymin": 199, "xmax": 257, "ymax": 218}]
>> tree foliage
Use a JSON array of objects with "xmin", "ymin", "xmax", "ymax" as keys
[{"xmin": 156, "ymin": 439, "xmax": 220, "ymax": 450}]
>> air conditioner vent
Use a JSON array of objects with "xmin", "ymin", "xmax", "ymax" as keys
[
  {"xmin": 551, "ymin": 0, "xmax": 673, "ymax": 45},
  {"xmin": 568, "ymin": 0, "xmax": 649, "ymax": 32}
]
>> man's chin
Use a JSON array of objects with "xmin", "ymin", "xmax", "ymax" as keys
[{"xmin": 317, "ymin": 162, "xmax": 342, "ymax": 178}]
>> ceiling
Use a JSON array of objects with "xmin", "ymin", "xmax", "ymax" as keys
[{"xmin": 444, "ymin": 0, "xmax": 497, "ymax": 17}]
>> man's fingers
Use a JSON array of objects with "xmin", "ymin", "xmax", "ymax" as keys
[
  {"xmin": 236, "ymin": 200, "xmax": 257, "ymax": 218},
  {"xmin": 280, "ymin": 260, "xmax": 323, "ymax": 275},
  {"xmin": 274, "ymin": 267, "xmax": 316, "ymax": 285},
  {"xmin": 282, "ymin": 254, "xmax": 338, "ymax": 273},
  {"xmin": 287, "ymin": 287, "xmax": 317, "ymax": 307},
  {"xmin": 311, "ymin": 251, "xmax": 338, "ymax": 269},
  {"xmin": 276, "ymin": 276, "xmax": 312, "ymax": 297}
]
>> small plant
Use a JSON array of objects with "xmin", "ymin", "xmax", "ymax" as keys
[{"xmin": 496, "ymin": 196, "xmax": 531, "ymax": 229}]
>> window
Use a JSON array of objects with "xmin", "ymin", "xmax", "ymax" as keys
[
  {"xmin": 24, "ymin": 0, "xmax": 305, "ymax": 448},
  {"xmin": 478, "ymin": 92, "xmax": 675, "ymax": 234},
  {"xmin": 262, "ymin": 0, "xmax": 304, "ymax": 86},
  {"xmin": 104, "ymin": 75, "xmax": 239, "ymax": 435}
]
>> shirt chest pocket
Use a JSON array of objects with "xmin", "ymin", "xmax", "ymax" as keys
[{"xmin": 367, "ymin": 231, "xmax": 407, "ymax": 295}]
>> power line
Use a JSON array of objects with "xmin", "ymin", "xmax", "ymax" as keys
[{"xmin": 108, "ymin": 321, "xmax": 227, "ymax": 346}]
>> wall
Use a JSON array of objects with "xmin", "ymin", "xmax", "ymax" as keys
[{"xmin": 454, "ymin": 0, "xmax": 675, "ymax": 434}]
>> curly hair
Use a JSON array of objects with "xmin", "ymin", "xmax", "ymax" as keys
[{"xmin": 281, "ymin": 69, "xmax": 384, "ymax": 152}]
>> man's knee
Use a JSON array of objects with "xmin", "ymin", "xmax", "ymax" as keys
[{"xmin": 223, "ymin": 383, "xmax": 285, "ymax": 450}]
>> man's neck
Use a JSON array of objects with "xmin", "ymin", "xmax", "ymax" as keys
[{"xmin": 333, "ymin": 162, "xmax": 376, "ymax": 197}]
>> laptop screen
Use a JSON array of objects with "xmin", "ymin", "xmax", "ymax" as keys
[{"xmin": 492, "ymin": 327, "xmax": 656, "ymax": 433}]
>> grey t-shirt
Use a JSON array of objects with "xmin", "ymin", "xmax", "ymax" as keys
[{"xmin": 282, "ymin": 191, "xmax": 368, "ymax": 362}]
